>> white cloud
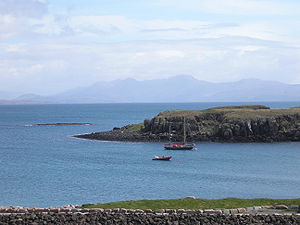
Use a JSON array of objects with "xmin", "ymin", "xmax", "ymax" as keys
[
  {"xmin": 157, "ymin": 50, "xmax": 185, "ymax": 58},
  {"xmin": 0, "ymin": 0, "xmax": 299, "ymax": 95},
  {"xmin": 32, "ymin": 15, "xmax": 70, "ymax": 35},
  {"xmin": 69, "ymin": 16, "xmax": 133, "ymax": 33},
  {"xmin": 0, "ymin": 0, "xmax": 48, "ymax": 40},
  {"xmin": 0, "ymin": 37, "xmax": 299, "ymax": 94},
  {"xmin": 27, "ymin": 14, "xmax": 291, "ymax": 45},
  {"xmin": 0, "ymin": 15, "xmax": 21, "ymax": 39},
  {"xmin": 215, "ymin": 22, "xmax": 286, "ymax": 42},
  {"xmin": 0, "ymin": 0, "xmax": 294, "ymax": 44},
  {"xmin": 6, "ymin": 64, "xmax": 44, "ymax": 78},
  {"xmin": 5, "ymin": 44, "xmax": 26, "ymax": 53},
  {"xmin": 0, "ymin": 0, "xmax": 48, "ymax": 18},
  {"xmin": 153, "ymin": 0, "xmax": 300, "ymax": 15},
  {"xmin": 234, "ymin": 45, "xmax": 266, "ymax": 52}
]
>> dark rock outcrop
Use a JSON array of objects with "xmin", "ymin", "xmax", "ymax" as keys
[{"xmin": 74, "ymin": 105, "xmax": 300, "ymax": 142}]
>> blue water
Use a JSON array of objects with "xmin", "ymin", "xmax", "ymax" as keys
[{"xmin": 0, "ymin": 102, "xmax": 300, "ymax": 207}]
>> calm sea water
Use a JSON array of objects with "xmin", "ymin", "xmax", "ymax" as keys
[{"xmin": 0, "ymin": 102, "xmax": 300, "ymax": 207}]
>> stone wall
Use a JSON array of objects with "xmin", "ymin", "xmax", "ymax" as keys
[{"xmin": 1, "ymin": 206, "xmax": 300, "ymax": 225}]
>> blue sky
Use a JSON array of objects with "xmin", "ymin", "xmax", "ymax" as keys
[{"xmin": 0, "ymin": 0, "xmax": 300, "ymax": 95}]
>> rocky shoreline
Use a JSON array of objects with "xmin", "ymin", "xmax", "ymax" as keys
[
  {"xmin": 1, "ymin": 205, "xmax": 299, "ymax": 224},
  {"xmin": 74, "ymin": 105, "xmax": 300, "ymax": 143}
]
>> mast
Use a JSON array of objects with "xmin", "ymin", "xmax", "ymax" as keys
[
  {"xmin": 169, "ymin": 124, "xmax": 172, "ymax": 143},
  {"xmin": 183, "ymin": 117, "xmax": 186, "ymax": 144}
]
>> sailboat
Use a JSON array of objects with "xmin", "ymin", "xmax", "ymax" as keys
[{"xmin": 164, "ymin": 117, "xmax": 195, "ymax": 150}]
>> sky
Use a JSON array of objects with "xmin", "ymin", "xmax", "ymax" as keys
[{"xmin": 0, "ymin": 0, "xmax": 300, "ymax": 95}]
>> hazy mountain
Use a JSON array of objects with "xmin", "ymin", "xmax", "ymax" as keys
[
  {"xmin": 51, "ymin": 75, "xmax": 300, "ymax": 103},
  {"xmin": 52, "ymin": 75, "xmax": 209, "ymax": 103},
  {"xmin": 0, "ymin": 93, "xmax": 53, "ymax": 105},
  {"xmin": 2, "ymin": 75, "xmax": 300, "ymax": 104}
]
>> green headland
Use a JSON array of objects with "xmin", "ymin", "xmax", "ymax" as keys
[{"xmin": 75, "ymin": 105, "xmax": 300, "ymax": 142}]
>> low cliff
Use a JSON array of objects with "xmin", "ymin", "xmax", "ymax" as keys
[{"xmin": 75, "ymin": 105, "xmax": 300, "ymax": 142}]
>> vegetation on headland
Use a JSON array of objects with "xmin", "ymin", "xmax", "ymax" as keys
[
  {"xmin": 123, "ymin": 123, "xmax": 145, "ymax": 132},
  {"xmin": 81, "ymin": 198, "xmax": 300, "ymax": 210},
  {"xmin": 156, "ymin": 105, "xmax": 300, "ymax": 120}
]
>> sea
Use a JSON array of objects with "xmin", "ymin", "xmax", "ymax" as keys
[{"xmin": 0, "ymin": 102, "xmax": 300, "ymax": 207}]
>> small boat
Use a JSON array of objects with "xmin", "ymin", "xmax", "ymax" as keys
[
  {"xmin": 152, "ymin": 156, "xmax": 172, "ymax": 161},
  {"xmin": 164, "ymin": 117, "xmax": 195, "ymax": 150}
]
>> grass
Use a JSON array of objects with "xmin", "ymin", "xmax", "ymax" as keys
[
  {"xmin": 81, "ymin": 198, "xmax": 300, "ymax": 210},
  {"xmin": 225, "ymin": 108, "xmax": 300, "ymax": 120},
  {"xmin": 124, "ymin": 123, "xmax": 144, "ymax": 132},
  {"xmin": 157, "ymin": 109, "xmax": 217, "ymax": 118},
  {"xmin": 209, "ymin": 105, "xmax": 270, "ymax": 110},
  {"xmin": 156, "ymin": 105, "xmax": 300, "ymax": 121}
]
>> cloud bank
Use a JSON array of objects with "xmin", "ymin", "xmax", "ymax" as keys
[{"xmin": 0, "ymin": 0, "xmax": 299, "ymax": 95}]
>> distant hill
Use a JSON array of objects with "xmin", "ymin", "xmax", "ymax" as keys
[
  {"xmin": 0, "ymin": 93, "xmax": 54, "ymax": 105},
  {"xmin": 51, "ymin": 75, "xmax": 300, "ymax": 103},
  {"xmin": 1, "ymin": 75, "xmax": 300, "ymax": 104}
]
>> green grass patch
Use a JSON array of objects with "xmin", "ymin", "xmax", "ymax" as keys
[
  {"xmin": 81, "ymin": 198, "xmax": 300, "ymax": 210},
  {"xmin": 155, "ymin": 105, "xmax": 300, "ymax": 121},
  {"xmin": 157, "ymin": 109, "xmax": 218, "ymax": 119},
  {"xmin": 209, "ymin": 105, "xmax": 270, "ymax": 110},
  {"xmin": 124, "ymin": 123, "xmax": 144, "ymax": 132},
  {"xmin": 158, "ymin": 105, "xmax": 300, "ymax": 119},
  {"xmin": 200, "ymin": 109, "xmax": 218, "ymax": 114}
]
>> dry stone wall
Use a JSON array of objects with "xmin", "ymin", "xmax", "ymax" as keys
[{"xmin": 0, "ymin": 206, "xmax": 300, "ymax": 225}]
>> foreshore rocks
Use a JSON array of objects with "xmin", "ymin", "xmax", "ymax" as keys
[
  {"xmin": 75, "ymin": 105, "xmax": 300, "ymax": 143},
  {"xmin": 0, "ymin": 205, "xmax": 299, "ymax": 225}
]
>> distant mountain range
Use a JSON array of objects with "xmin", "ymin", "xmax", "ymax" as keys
[{"xmin": 1, "ymin": 75, "xmax": 300, "ymax": 104}]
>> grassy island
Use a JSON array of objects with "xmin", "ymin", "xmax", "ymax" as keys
[{"xmin": 75, "ymin": 105, "xmax": 300, "ymax": 142}]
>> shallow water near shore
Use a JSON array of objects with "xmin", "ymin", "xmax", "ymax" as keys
[{"xmin": 0, "ymin": 102, "xmax": 300, "ymax": 207}]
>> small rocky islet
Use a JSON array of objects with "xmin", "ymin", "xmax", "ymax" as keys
[
  {"xmin": 74, "ymin": 105, "xmax": 300, "ymax": 142},
  {"xmin": 33, "ymin": 123, "xmax": 94, "ymax": 126}
]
